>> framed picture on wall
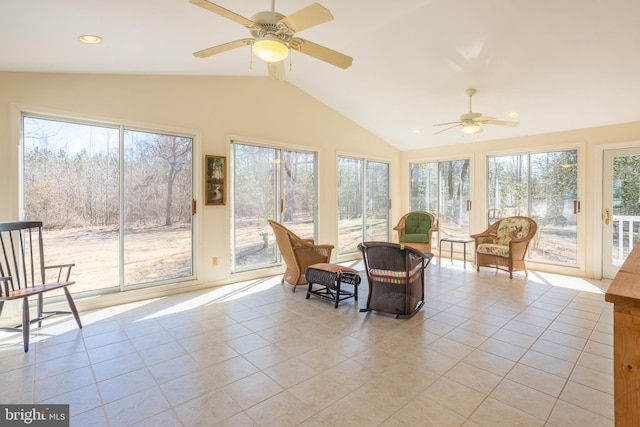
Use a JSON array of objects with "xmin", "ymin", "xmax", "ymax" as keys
[{"xmin": 205, "ymin": 155, "xmax": 226, "ymax": 205}]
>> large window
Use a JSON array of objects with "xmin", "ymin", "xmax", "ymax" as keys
[
  {"xmin": 337, "ymin": 157, "xmax": 389, "ymax": 255},
  {"xmin": 22, "ymin": 115, "xmax": 195, "ymax": 294},
  {"xmin": 230, "ymin": 141, "xmax": 317, "ymax": 272},
  {"xmin": 410, "ymin": 159, "xmax": 471, "ymax": 240},
  {"xmin": 487, "ymin": 150, "xmax": 578, "ymax": 265}
]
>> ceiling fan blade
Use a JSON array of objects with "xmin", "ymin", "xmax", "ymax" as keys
[
  {"xmin": 189, "ymin": 0, "xmax": 255, "ymax": 27},
  {"xmin": 433, "ymin": 121, "xmax": 463, "ymax": 126},
  {"xmin": 292, "ymin": 39, "xmax": 353, "ymax": 69},
  {"xmin": 279, "ymin": 3, "xmax": 333, "ymax": 33},
  {"xmin": 267, "ymin": 61, "xmax": 286, "ymax": 81},
  {"xmin": 433, "ymin": 123, "xmax": 462, "ymax": 135},
  {"xmin": 193, "ymin": 39, "xmax": 253, "ymax": 58},
  {"xmin": 483, "ymin": 119, "xmax": 520, "ymax": 127}
]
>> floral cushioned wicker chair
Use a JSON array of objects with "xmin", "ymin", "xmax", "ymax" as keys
[{"xmin": 471, "ymin": 216, "xmax": 538, "ymax": 278}]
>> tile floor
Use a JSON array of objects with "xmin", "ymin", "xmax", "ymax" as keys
[{"xmin": 0, "ymin": 260, "xmax": 614, "ymax": 426}]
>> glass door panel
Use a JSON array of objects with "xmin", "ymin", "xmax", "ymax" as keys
[
  {"xmin": 338, "ymin": 157, "xmax": 363, "ymax": 254},
  {"xmin": 122, "ymin": 130, "xmax": 194, "ymax": 286},
  {"xmin": 365, "ymin": 161, "xmax": 389, "ymax": 241},
  {"xmin": 410, "ymin": 159, "xmax": 471, "ymax": 247},
  {"xmin": 603, "ymin": 148, "xmax": 640, "ymax": 278},
  {"xmin": 529, "ymin": 151, "xmax": 577, "ymax": 264},
  {"xmin": 438, "ymin": 160, "xmax": 471, "ymax": 239},
  {"xmin": 282, "ymin": 150, "xmax": 316, "ymax": 240},
  {"xmin": 231, "ymin": 144, "xmax": 279, "ymax": 271},
  {"xmin": 23, "ymin": 116, "xmax": 121, "ymax": 293}
]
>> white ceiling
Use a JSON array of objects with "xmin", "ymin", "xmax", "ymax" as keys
[{"xmin": 2, "ymin": 0, "xmax": 640, "ymax": 151}]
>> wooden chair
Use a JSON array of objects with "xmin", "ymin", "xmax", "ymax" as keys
[
  {"xmin": 358, "ymin": 241, "xmax": 433, "ymax": 319},
  {"xmin": 393, "ymin": 211, "xmax": 437, "ymax": 253},
  {"xmin": 471, "ymin": 216, "xmax": 538, "ymax": 278},
  {"xmin": 267, "ymin": 220, "xmax": 334, "ymax": 292},
  {"xmin": 0, "ymin": 221, "xmax": 82, "ymax": 352}
]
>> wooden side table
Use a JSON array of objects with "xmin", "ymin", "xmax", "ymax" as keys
[{"xmin": 438, "ymin": 237, "xmax": 474, "ymax": 268}]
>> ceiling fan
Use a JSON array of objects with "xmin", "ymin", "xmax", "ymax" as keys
[
  {"xmin": 433, "ymin": 88, "xmax": 519, "ymax": 135},
  {"xmin": 189, "ymin": 0, "xmax": 353, "ymax": 79}
]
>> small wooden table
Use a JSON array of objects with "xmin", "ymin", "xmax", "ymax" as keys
[{"xmin": 438, "ymin": 237, "xmax": 474, "ymax": 268}]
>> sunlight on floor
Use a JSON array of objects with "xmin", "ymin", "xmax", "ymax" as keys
[{"xmin": 528, "ymin": 271, "xmax": 609, "ymax": 294}]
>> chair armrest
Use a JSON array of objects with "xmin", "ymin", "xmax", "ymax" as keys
[
  {"xmin": 470, "ymin": 232, "xmax": 496, "ymax": 245},
  {"xmin": 45, "ymin": 263, "xmax": 75, "ymax": 282},
  {"xmin": 293, "ymin": 246, "xmax": 333, "ymax": 265},
  {"xmin": 508, "ymin": 239, "xmax": 532, "ymax": 259}
]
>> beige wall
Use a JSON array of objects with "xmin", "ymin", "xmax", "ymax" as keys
[{"xmin": 1, "ymin": 71, "xmax": 640, "ymax": 311}]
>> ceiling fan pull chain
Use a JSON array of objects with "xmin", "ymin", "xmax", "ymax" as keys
[{"xmin": 249, "ymin": 45, "xmax": 253, "ymax": 70}]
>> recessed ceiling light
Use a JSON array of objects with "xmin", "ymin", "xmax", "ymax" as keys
[
  {"xmin": 78, "ymin": 35, "xmax": 102, "ymax": 44},
  {"xmin": 413, "ymin": 129, "xmax": 421, "ymax": 134},
  {"xmin": 507, "ymin": 111, "xmax": 520, "ymax": 118}
]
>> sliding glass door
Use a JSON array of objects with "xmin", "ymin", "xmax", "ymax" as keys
[
  {"xmin": 230, "ymin": 141, "xmax": 317, "ymax": 272},
  {"xmin": 22, "ymin": 115, "xmax": 195, "ymax": 294},
  {"xmin": 487, "ymin": 149, "xmax": 578, "ymax": 265}
]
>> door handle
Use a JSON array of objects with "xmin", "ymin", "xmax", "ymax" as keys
[
  {"xmin": 466, "ymin": 200, "xmax": 472, "ymax": 211},
  {"xmin": 605, "ymin": 208, "xmax": 610, "ymax": 225},
  {"xmin": 573, "ymin": 200, "xmax": 580, "ymax": 214}
]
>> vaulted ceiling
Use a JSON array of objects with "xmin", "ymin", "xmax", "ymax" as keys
[{"xmin": 2, "ymin": 0, "xmax": 639, "ymax": 150}]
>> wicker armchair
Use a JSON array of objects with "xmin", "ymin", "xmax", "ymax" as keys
[
  {"xmin": 358, "ymin": 241, "xmax": 432, "ymax": 319},
  {"xmin": 268, "ymin": 220, "xmax": 334, "ymax": 292},
  {"xmin": 471, "ymin": 216, "xmax": 537, "ymax": 278},
  {"xmin": 393, "ymin": 211, "xmax": 437, "ymax": 253}
]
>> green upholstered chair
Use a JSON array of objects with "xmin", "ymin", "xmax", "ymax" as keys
[{"xmin": 393, "ymin": 211, "xmax": 437, "ymax": 253}]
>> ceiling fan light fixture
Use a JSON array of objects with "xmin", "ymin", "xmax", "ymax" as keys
[
  {"xmin": 252, "ymin": 37, "xmax": 289, "ymax": 63},
  {"xmin": 462, "ymin": 123, "xmax": 482, "ymax": 134}
]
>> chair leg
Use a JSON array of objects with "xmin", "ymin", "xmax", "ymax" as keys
[
  {"xmin": 63, "ymin": 287, "xmax": 82, "ymax": 329},
  {"xmin": 37, "ymin": 293, "xmax": 44, "ymax": 328},
  {"xmin": 22, "ymin": 297, "xmax": 30, "ymax": 352}
]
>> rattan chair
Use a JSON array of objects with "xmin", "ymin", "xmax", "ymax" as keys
[
  {"xmin": 471, "ymin": 216, "xmax": 537, "ymax": 278},
  {"xmin": 358, "ymin": 241, "xmax": 432, "ymax": 319},
  {"xmin": 268, "ymin": 220, "xmax": 334, "ymax": 292}
]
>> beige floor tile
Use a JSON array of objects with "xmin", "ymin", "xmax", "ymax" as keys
[
  {"xmin": 490, "ymin": 379, "xmax": 556, "ymax": 420},
  {"xmin": 569, "ymin": 364, "xmax": 613, "ymax": 394},
  {"xmin": 469, "ymin": 397, "xmax": 544, "ymax": 427},
  {"xmin": 463, "ymin": 349, "xmax": 515, "ymax": 377},
  {"xmin": 288, "ymin": 373, "xmax": 349, "ymax": 412},
  {"xmin": 444, "ymin": 361, "xmax": 502, "ymax": 394},
  {"xmin": 245, "ymin": 391, "xmax": 316, "ymax": 426},
  {"xmin": 506, "ymin": 363, "xmax": 567, "ymax": 397},
  {"xmin": 264, "ymin": 357, "xmax": 318, "ymax": 388},
  {"xmin": 519, "ymin": 349, "xmax": 574, "ymax": 378},
  {"xmin": 223, "ymin": 371, "xmax": 284, "ymax": 409},
  {"xmin": 423, "ymin": 377, "xmax": 485, "ymax": 417},
  {"xmin": 559, "ymin": 380, "xmax": 614, "ymax": 419},
  {"xmin": 174, "ymin": 388, "xmax": 242, "ymax": 426},
  {"xmin": 548, "ymin": 400, "xmax": 613, "ymax": 427},
  {"xmin": 391, "ymin": 394, "xmax": 466, "ymax": 426}
]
